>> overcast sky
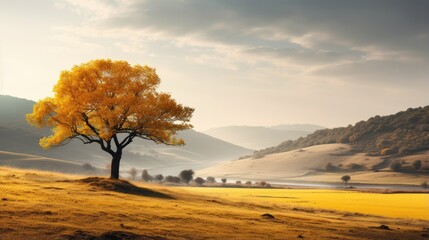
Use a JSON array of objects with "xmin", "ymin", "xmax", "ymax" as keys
[{"xmin": 1, "ymin": 0, "xmax": 428, "ymax": 130}]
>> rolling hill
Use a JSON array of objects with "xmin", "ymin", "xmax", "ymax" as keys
[
  {"xmin": 252, "ymin": 106, "xmax": 429, "ymax": 158},
  {"xmin": 204, "ymin": 124, "xmax": 324, "ymax": 149},
  {"xmin": 198, "ymin": 143, "xmax": 429, "ymax": 185},
  {"xmin": 0, "ymin": 95, "xmax": 252, "ymax": 175},
  {"xmin": 199, "ymin": 106, "xmax": 429, "ymax": 185}
]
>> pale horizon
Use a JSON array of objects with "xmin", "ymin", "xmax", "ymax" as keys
[{"xmin": 1, "ymin": 0, "xmax": 428, "ymax": 131}]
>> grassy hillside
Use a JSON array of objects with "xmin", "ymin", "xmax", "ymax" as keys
[
  {"xmin": 1, "ymin": 167, "xmax": 428, "ymax": 239},
  {"xmin": 0, "ymin": 95, "xmax": 251, "ymax": 175},
  {"xmin": 204, "ymin": 124, "xmax": 324, "ymax": 150},
  {"xmin": 198, "ymin": 143, "xmax": 429, "ymax": 185},
  {"xmin": 252, "ymin": 106, "xmax": 429, "ymax": 158}
]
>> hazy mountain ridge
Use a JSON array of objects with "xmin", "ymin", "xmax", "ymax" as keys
[
  {"xmin": 204, "ymin": 124, "xmax": 324, "ymax": 149},
  {"xmin": 252, "ymin": 106, "xmax": 429, "ymax": 158},
  {"xmin": 0, "ymin": 95, "xmax": 252, "ymax": 174}
]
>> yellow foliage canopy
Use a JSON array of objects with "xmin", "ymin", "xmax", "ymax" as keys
[{"xmin": 27, "ymin": 59, "xmax": 194, "ymax": 151}]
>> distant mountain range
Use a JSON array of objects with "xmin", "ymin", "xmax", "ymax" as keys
[
  {"xmin": 0, "ymin": 95, "xmax": 252, "ymax": 175},
  {"xmin": 204, "ymin": 124, "xmax": 324, "ymax": 150}
]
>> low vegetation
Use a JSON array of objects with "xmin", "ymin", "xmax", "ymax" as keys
[{"xmin": 252, "ymin": 106, "xmax": 429, "ymax": 158}]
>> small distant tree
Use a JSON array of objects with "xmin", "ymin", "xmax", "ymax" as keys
[
  {"xmin": 235, "ymin": 180, "xmax": 242, "ymax": 185},
  {"xmin": 260, "ymin": 181, "xmax": 267, "ymax": 187},
  {"xmin": 390, "ymin": 161, "xmax": 402, "ymax": 172},
  {"xmin": 129, "ymin": 168, "xmax": 138, "ymax": 180},
  {"xmin": 206, "ymin": 176, "xmax": 216, "ymax": 183},
  {"xmin": 165, "ymin": 175, "xmax": 175, "ymax": 183},
  {"xmin": 179, "ymin": 169, "xmax": 194, "ymax": 185},
  {"xmin": 413, "ymin": 160, "xmax": 422, "ymax": 170},
  {"xmin": 245, "ymin": 181, "xmax": 252, "ymax": 186},
  {"xmin": 82, "ymin": 163, "xmax": 96, "ymax": 172},
  {"xmin": 421, "ymin": 181, "xmax": 428, "ymax": 189},
  {"xmin": 265, "ymin": 183, "xmax": 272, "ymax": 188},
  {"xmin": 194, "ymin": 177, "xmax": 205, "ymax": 185},
  {"xmin": 221, "ymin": 178, "xmax": 227, "ymax": 184},
  {"xmin": 341, "ymin": 175, "xmax": 351, "ymax": 188},
  {"xmin": 142, "ymin": 169, "xmax": 151, "ymax": 182},
  {"xmin": 154, "ymin": 174, "xmax": 164, "ymax": 182}
]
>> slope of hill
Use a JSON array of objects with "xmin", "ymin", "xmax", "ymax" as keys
[
  {"xmin": 204, "ymin": 124, "xmax": 324, "ymax": 149},
  {"xmin": 198, "ymin": 143, "xmax": 429, "ymax": 185},
  {"xmin": 0, "ymin": 150, "xmax": 90, "ymax": 173},
  {"xmin": 0, "ymin": 95, "xmax": 251, "ymax": 175},
  {"xmin": 252, "ymin": 106, "xmax": 429, "ymax": 158}
]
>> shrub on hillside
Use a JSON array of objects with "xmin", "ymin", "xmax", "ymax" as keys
[
  {"xmin": 413, "ymin": 160, "xmax": 422, "ymax": 170},
  {"xmin": 325, "ymin": 162, "xmax": 338, "ymax": 172},
  {"xmin": 348, "ymin": 163, "xmax": 364, "ymax": 171},
  {"xmin": 390, "ymin": 161, "xmax": 402, "ymax": 172}
]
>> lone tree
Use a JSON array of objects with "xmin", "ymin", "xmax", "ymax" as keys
[
  {"xmin": 341, "ymin": 175, "xmax": 351, "ymax": 188},
  {"xmin": 179, "ymin": 169, "xmax": 194, "ymax": 185},
  {"xmin": 26, "ymin": 59, "xmax": 193, "ymax": 179},
  {"xmin": 221, "ymin": 178, "xmax": 227, "ymax": 184}
]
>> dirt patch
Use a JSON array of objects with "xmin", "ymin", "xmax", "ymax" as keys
[
  {"xmin": 77, "ymin": 177, "xmax": 175, "ymax": 199},
  {"xmin": 64, "ymin": 230, "xmax": 168, "ymax": 240}
]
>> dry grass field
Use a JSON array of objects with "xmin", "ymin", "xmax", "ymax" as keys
[{"xmin": 0, "ymin": 166, "xmax": 428, "ymax": 240}]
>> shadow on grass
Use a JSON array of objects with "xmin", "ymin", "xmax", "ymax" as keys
[
  {"xmin": 64, "ymin": 230, "xmax": 168, "ymax": 240},
  {"xmin": 77, "ymin": 177, "xmax": 175, "ymax": 200}
]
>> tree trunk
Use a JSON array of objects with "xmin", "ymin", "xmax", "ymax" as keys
[{"xmin": 110, "ymin": 151, "xmax": 122, "ymax": 179}]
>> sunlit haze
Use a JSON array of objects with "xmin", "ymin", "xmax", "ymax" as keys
[{"xmin": 1, "ymin": 0, "xmax": 428, "ymax": 130}]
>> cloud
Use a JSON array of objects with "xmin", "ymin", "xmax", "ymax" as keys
[{"xmin": 57, "ymin": 0, "xmax": 429, "ymax": 85}]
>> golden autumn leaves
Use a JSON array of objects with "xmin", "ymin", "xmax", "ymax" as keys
[{"xmin": 26, "ymin": 59, "xmax": 194, "ymax": 150}]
